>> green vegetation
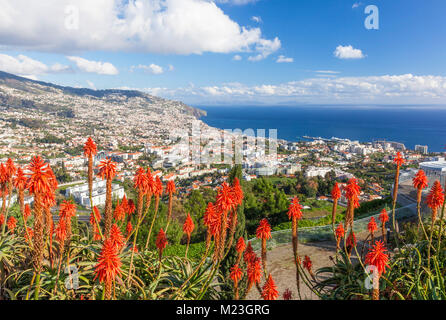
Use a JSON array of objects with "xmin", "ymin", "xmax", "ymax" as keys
[{"xmin": 34, "ymin": 134, "xmax": 65, "ymax": 145}]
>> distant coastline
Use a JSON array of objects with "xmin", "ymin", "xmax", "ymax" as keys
[{"xmin": 197, "ymin": 105, "xmax": 446, "ymax": 152}]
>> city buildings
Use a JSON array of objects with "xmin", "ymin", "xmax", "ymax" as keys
[
  {"xmin": 415, "ymin": 145, "xmax": 428, "ymax": 155},
  {"xmin": 65, "ymin": 180, "xmax": 125, "ymax": 208}
]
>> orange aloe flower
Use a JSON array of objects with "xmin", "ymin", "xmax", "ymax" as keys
[
  {"xmin": 13, "ymin": 167, "xmax": 27, "ymax": 190},
  {"xmin": 120, "ymin": 196, "xmax": 129, "ymax": 215},
  {"xmin": 203, "ymin": 202, "xmax": 216, "ymax": 230},
  {"xmin": 113, "ymin": 201, "xmax": 125, "ymax": 222},
  {"xmin": 335, "ymin": 223, "xmax": 345, "ymax": 251},
  {"xmin": 412, "ymin": 170, "xmax": 429, "ymax": 231},
  {"xmin": 25, "ymin": 227, "xmax": 34, "ymax": 242},
  {"xmin": 109, "ymin": 224, "xmax": 125, "ymax": 251},
  {"xmin": 90, "ymin": 206, "xmax": 102, "ymax": 225},
  {"xmin": 368, "ymin": 217, "xmax": 378, "ymax": 240},
  {"xmin": 95, "ymin": 237, "xmax": 123, "ymax": 282},
  {"xmin": 6, "ymin": 158, "xmax": 17, "ymax": 180},
  {"xmin": 59, "ymin": 200, "xmax": 76, "ymax": 243},
  {"xmin": 98, "ymin": 158, "xmax": 117, "ymax": 237},
  {"xmin": 261, "ymin": 274, "xmax": 279, "ymax": 300},
  {"xmin": 126, "ymin": 221, "xmax": 133, "ymax": 236},
  {"xmin": 0, "ymin": 213, "xmax": 4, "ymax": 227},
  {"xmin": 24, "ymin": 204, "xmax": 31, "ymax": 222},
  {"xmin": 94, "ymin": 238, "xmax": 122, "ymax": 300},
  {"xmin": 7, "ymin": 216, "xmax": 17, "ymax": 233},
  {"xmin": 426, "ymin": 180, "xmax": 445, "ymax": 221},
  {"xmin": 379, "ymin": 209, "xmax": 389, "ymax": 243},
  {"xmin": 134, "ymin": 167, "xmax": 149, "ymax": 192},
  {"xmin": 183, "ymin": 213, "xmax": 195, "ymax": 236},
  {"xmin": 183, "ymin": 213, "xmax": 195, "ymax": 258},
  {"xmin": 93, "ymin": 224, "xmax": 102, "ymax": 241},
  {"xmin": 230, "ymin": 264, "xmax": 243, "ymax": 286},
  {"xmin": 379, "ymin": 209, "xmax": 389, "ymax": 224},
  {"xmin": 287, "ymin": 197, "xmax": 303, "ymax": 291},
  {"xmin": 287, "ymin": 197, "xmax": 303, "ymax": 221},
  {"xmin": 344, "ymin": 178, "xmax": 361, "ymax": 229},
  {"xmin": 230, "ymin": 263, "xmax": 243, "ymax": 299},
  {"xmin": 391, "ymin": 152, "xmax": 405, "ymax": 234},
  {"xmin": 365, "ymin": 240, "xmax": 389, "ymax": 276},
  {"xmin": 13, "ymin": 167, "xmax": 27, "ymax": 214},
  {"xmin": 235, "ymin": 236, "xmax": 246, "ymax": 264},
  {"xmin": 365, "ymin": 240, "xmax": 389, "ymax": 301},
  {"xmin": 244, "ymin": 241, "xmax": 254, "ymax": 265},
  {"xmin": 236, "ymin": 237, "xmax": 246, "ymax": 254},
  {"xmin": 393, "ymin": 152, "xmax": 405, "ymax": 167},
  {"xmin": 215, "ymin": 182, "xmax": 235, "ymax": 259},
  {"xmin": 257, "ymin": 218, "xmax": 271, "ymax": 274},
  {"xmin": 413, "ymin": 170, "xmax": 429, "ymax": 193},
  {"xmin": 335, "ymin": 223, "xmax": 345, "ymax": 241},
  {"xmin": 246, "ymin": 256, "xmax": 262, "ymax": 294},
  {"xmin": 26, "ymin": 156, "xmax": 52, "ymax": 195},
  {"xmin": 60, "ymin": 200, "xmax": 77, "ymax": 220},
  {"xmin": 331, "ymin": 182, "xmax": 341, "ymax": 201},
  {"xmin": 346, "ymin": 230, "xmax": 357, "ymax": 258},
  {"xmin": 127, "ymin": 199, "xmax": 136, "ymax": 215},
  {"xmin": 346, "ymin": 230, "xmax": 357, "ymax": 248},
  {"xmin": 156, "ymin": 228, "xmax": 168, "ymax": 258},
  {"xmin": 256, "ymin": 218, "xmax": 272, "ymax": 240},
  {"xmin": 26, "ymin": 156, "xmax": 53, "ymax": 275},
  {"xmin": 133, "ymin": 167, "xmax": 148, "ymax": 220},
  {"xmin": 154, "ymin": 176, "xmax": 163, "ymax": 197},
  {"xmin": 97, "ymin": 158, "xmax": 117, "ymax": 181},
  {"xmin": 216, "ymin": 182, "xmax": 235, "ymax": 214},
  {"xmin": 231, "ymin": 178, "xmax": 244, "ymax": 207},
  {"xmin": 83, "ymin": 137, "xmax": 98, "ymax": 158},
  {"xmin": 55, "ymin": 218, "xmax": 68, "ymax": 244},
  {"xmin": 166, "ymin": 180, "xmax": 176, "ymax": 195},
  {"xmin": 331, "ymin": 182, "xmax": 341, "ymax": 229}
]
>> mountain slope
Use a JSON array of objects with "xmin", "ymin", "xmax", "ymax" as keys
[{"xmin": 0, "ymin": 70, "xmax": 205, "ymax": 118}]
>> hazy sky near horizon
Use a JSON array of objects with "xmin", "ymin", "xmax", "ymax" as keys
[{"xmin": 0, "ymin": 0, "xmax": 446, "ymax": 105}]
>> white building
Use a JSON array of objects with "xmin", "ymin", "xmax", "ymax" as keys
[
  {"xmin": 415, "ymin": 145, "xmax": 428, "ymax": 155},
  {"xmin": 305, "ymin": 166, "xmax": 333, "ymax": 178},
  {"xmin": 65, "ymin": 180, "xmax": 125, "ymax": 208},
  {"xmin": 420, "ymin": 161, "xmax": 446, "ymax": 186}
]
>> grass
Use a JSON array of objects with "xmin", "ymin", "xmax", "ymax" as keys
[{"xmin": 164, "ymin": 241, "xmax": 208, "ymax": 261}]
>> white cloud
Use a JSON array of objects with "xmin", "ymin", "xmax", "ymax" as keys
[
  {"xmin": 67, "ymin": 56, "xmax": 119, "ymax": 75},
  {"xmin": 22, "ymin": 75, "xmax": 39, "ymax": 81},
  {"xmin": 334, "ymin": 45, "xmax": 365, "ymax": 59},
  {"xmin": 251, "ymin": 16, "xmax": 262, "ymax": 23},
  {"xmin": 0, "ymin": 0, "xmax": 280, "ymax": 59},
  {"xmin": 86, "ymin": 80, "xmax": 96, "ymax": 90},
  {"xmin": 233, "ymin": 55, "xmax": 242, "ymax": 61},
  {"xmin": 248, "ymin": 37, "xmax": 281, "ymax": 61},
  {"xmin": 132, "ymin": 64, "xmax": 164, "ymax": 75},
  {"xmin": 352, "ymin": 2, "xmax": 362, "ymax": 9},
  {"xmin": 276, "ymin": 55, "xmax": 293, "ymax": 63},
  {"xmin": 139, "ymin": 74, "xmax": 446, "ymax": 104},
  {"xmin": 0, "ymin": 53, "xmax": 71, "ymax": 76},
  {"xmin": 214, "ymin": 0, "xmax": 259, "ymax": 5},
  {"xmin": 168, "ymin": 65, "xmax": 175, "ymax": 72},
  {"xmin": 315, "ymin": 70, "xmax": 341, "ymax": 74}
]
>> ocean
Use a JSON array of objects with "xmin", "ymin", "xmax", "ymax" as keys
[{"xmin": 197, "ymin": 105, "xmax": 446, "ymax": 152}]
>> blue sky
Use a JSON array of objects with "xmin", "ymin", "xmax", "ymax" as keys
[{"xmin": 0, "ymin": 0, "xmax": 446, "ymax": 105}]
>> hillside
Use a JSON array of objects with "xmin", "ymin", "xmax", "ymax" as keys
[
  {"xmin": 0, "ymin": 71, "xmax": 206, "ymax": 118},
  {"xmin": 0, "ymin": 71, "xmax": 209, "ymax": 159}
]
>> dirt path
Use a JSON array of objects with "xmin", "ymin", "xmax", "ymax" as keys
[{"xmin": 246, "ymin": 230, "xmax": 372, "ymax": 300}]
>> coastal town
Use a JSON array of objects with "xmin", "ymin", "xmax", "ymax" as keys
[{"xmin": 0, "ymin": 72, "xmax": 443, "ymax": 212}]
